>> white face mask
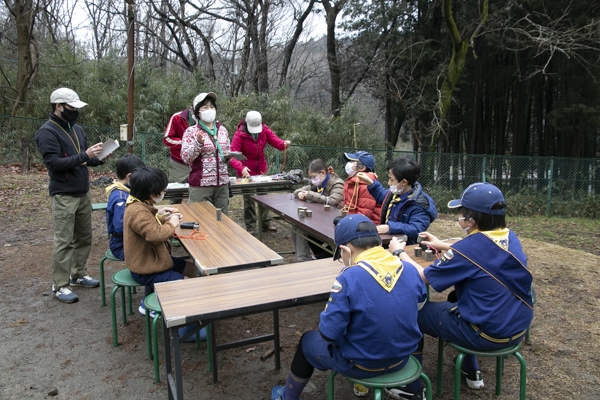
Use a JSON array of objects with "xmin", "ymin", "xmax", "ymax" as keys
[
  {"xmin": 151, "ymin": 193, "xmax": 165, "ymax": 204},
  {"xmin": 390, "ymin": 184, "xmax": 404, "ymax": 195},
  {"xmin": 200, "ymin": 109, "xmax": 216, "ymax": 123},
  {"xmin": 345, "ymin": 162, "xmax": 357, "ymax": 177},
  {"xmin": 457, "ymin": 217, "xmax": 470, "ymax": 234},
  {"xmin": 311, "ymin": 174, "xmax": 324, "ymax": 186}
]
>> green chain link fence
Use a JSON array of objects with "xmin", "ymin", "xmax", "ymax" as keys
[{"xmin": 2, "ymin": 115, "xmax": 599, "ymax": 218}]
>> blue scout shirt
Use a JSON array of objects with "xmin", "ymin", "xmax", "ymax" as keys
[
  {"xmin": 424, "ymin": 228, "xmax": 534, "ymax": 337},
  {"xmin": 367, "ymin": 181, "xmax": 437, "ymax": 244},
  {"xmin": 319, "ymin": 246, "xmax": 427, "ymax": 369},
  {"xmin": 105, "ymin": 182, "xmax": 130, "ymax": 260}
]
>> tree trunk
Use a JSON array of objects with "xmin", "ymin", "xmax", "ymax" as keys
[{"xmin": 321, "ymin": 0, "xmax": 348, "ymax": 117}]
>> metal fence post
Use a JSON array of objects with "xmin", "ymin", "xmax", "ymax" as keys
[
  {"xmin": 546, "ymin": 157, "xmax": 554, "ymax": 216},
  {"xmin": 482, "ymin": 155, "xmax": 487, "ymax": 182}
]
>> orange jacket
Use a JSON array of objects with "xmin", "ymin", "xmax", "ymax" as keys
[{"xmin": 343, "ymin": 172, "xmax": 381, "ymax": 224}]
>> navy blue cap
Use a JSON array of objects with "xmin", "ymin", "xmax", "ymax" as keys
[
  {"xmin": 448, "ymin": 182, "xmax": 506, "ymax": 215},
  {"xmin": 333, "ymin": 214, "xmax": 378, "ymax": 260},
  {"xmin": 344, "ymin": 151, "xmax": 375, "ymax": 172}
]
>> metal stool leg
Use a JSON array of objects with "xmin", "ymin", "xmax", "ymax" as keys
[
  {"xmin": 99, "ymin": 255, "xmax": 107, "ymax": 306},
  {"xmin": 110, "ymin": 285, "xmax": 120, "ymax": 347}
]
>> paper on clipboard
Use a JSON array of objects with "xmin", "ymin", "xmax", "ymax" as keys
[{"xmin": 97, "ymin": 139, "xmax": 119, "ymax": 160}]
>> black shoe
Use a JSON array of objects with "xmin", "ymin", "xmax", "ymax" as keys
[{"xmin": 384, "ymin": 387, "xmax": 424, "ymax": 400}]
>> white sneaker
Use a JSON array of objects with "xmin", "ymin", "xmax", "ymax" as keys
[
  {"xmin": 462, "ymin": 369, "xmax": 484, "ymax": 390},
  {"xmin": 353, "ymin": 383, "xmax": 369, "ymax": 397}
]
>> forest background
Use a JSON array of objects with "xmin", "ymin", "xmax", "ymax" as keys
[{"xmin": 1, "ymin": 0, "xmax": 600, "ymax": 158}]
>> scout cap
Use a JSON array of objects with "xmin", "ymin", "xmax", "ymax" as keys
[
  {"xmin": 344, "ymin": 151, "xmax": 375, "ymax": 171},
  {"xmin": 246, "ymin": 111, "xmax": 263, "ymax": 134},
  {"xmin": 50, "ymin": 88, "xmax": 88, "ymax": 108},
  {"xmin": 448, "ymin": 182, "xmax": 506, "ymax": 215},
  {"xmin": 333, "ymin": 214, "xmax": 378, "ymax": 260},
  {"xmin": 193, "ymin": 92, "xmax": 217, "ymax": 109}
]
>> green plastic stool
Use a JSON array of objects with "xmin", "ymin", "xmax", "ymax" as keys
[
  {"xmin": 327, "ymin": 355, "xmax": 432, "ymax": 400},
  {"xmin": 143, "ymin": 293, "xmax": 213, "ymax": 383},
  {"xmin": 436, "ymin": 339, "xmax": 527, "ymax": 399},
  {"xmin": 110, "ymin": 268, "xmax": 141, "ymax": 347},
  {"xmin": 99, "ymin": 249, "xmax": 122, "ymax": 307}
]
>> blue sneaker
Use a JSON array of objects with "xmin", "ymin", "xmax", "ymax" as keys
[
  {"xmin": 70, "ymin": 275, "xmax": 99, "ymax": 288},
  {"xmin": 271, "ymin": 385, "xmax": 286, "ymax": 400},
  {"xmin": 52, "ymin": 285, "xmax": 78, "ymax": 303},
  {"xmin": 138, "ymin": 299, "xmax": 157, "ymax": 319},
  {"xmin": 178, "ymin": 325, "xmax": 207, "ymax": 342}
]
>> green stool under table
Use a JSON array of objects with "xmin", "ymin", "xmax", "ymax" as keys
[
  {"xmin": 437, "ymin": 338, "xmax": 527, "ymax": 400},
  {"xmin": 110, "ymin": 268, "xmax": 141, "ymax": 347},
  {"xmin": 327, "ymin": 355, "xmax": 432, "ymax": 400},
  {"xmin": 99, "ymin": 249, "xmax": 122, "ymax": 306},
  {"xmin": 143, "ymin": 293, "xmax": 213, "ymax": 384}
]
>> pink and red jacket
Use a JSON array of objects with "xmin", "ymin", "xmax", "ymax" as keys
[{"xmin": 229, "ymin": 119, "xmax": 286, "ymax": 177}]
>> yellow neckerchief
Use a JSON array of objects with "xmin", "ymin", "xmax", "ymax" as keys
[
  {"xmin": 105, "ymin": 180, "xmax": 130, "ymax": 198},
  {"xmin": 125, "ymin": 194, "xmax": 163, "ymax": 225},
  {"xmin": 352, "ymin": 246, "xmax": 404, "ymax": 292},
  {"xmin": 384, "ymin": 194, "xmax": 401, "ymax": 222},
  {"xmin": 49, "ymin": 119, "xmax": 81, "ymax": 153},
  {"xmin": 477, "ymin": 227, "xmax": 510, "ymax": 251}
]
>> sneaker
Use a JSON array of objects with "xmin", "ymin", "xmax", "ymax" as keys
[
  {"xmin": 52, "ymin": 285, "xmax": 79, "ymax": 303},
  {"xmin": 138, "ymin": 299, "xmax": 157, "ymax": 319},
  {"xmin": 454, "ymin": 357, "xmax": 484, "ymax": 389},
  {"xmin": 70, "ymin": 275, "xmax": 99, "ymax": 288},
  {"xmin": 461, "ymin": 368, "xmax": 484, "ymax": 389},
  {"xmin": 271, "ymin": 385, "xmax": 286, "ymax": 400},
  {"xmin": 384, "ymin": 386, "xmax": 425, "ymax": 400},
  {"xmin": 353, "ymin": 383, "xmax": 369, "ymax": 397}
]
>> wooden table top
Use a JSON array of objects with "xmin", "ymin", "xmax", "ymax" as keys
[
  {"xmin": 252, "ymin": 193, "xmax": 393, "ymax": 246},
  {"xmin": 155, "ymin": 244, "xmax": 435, "ymax": 328},
  {"xmin": 174, "ymin": 202, "xmax": 284, "ymax": 274}
]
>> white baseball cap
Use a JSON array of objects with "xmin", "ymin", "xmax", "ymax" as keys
[
  {"xmin": 246, "ymin": 111, "xmax": 263, "ymax": 134},
  {"xmin": 50, "ymin": 88, "xmax": 88, "ymax": 108},
  {"xmin": 193, "ymin": 92, "xmax": 217, "ymax": 110}
]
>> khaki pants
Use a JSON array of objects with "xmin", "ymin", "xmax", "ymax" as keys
[
  {"xmin": 188, "ymin": 185, "xmax": 230, "ymax": 215},
  {"xmin": 168, "ymin": 159, "xmax": 190, "ymax": 204},
  {"xmin": 243, "ymin": 194, "xmax": 272, "ymax": 232},
  {"xmin": 51, "ymin": 192, "xmax": 93, "ymax": 289}
]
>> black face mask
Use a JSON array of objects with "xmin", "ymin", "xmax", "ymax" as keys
[{"xmin": 61, "ymin": 106, "xmax": 79, "ymax": 123}]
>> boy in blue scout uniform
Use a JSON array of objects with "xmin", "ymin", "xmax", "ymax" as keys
[
  {"xmin": 105, "ymin": 154, "xmax": 145, "ymax": 261},
  {"xmin": 357, "ymin": 157, "xmax": 437, "ymax": 244},
  {"xmin": 271, "ymin": 214, "xmax": 428, "ymax": 400},
  {"xmin": 388, "ymin": 182, "xmax": 534, "ymax": 398}
]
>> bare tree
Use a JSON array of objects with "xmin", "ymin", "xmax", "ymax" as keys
[
  {"xmin": 4, "ymin": 0, "xmax": 41, "ymax": 114},
  {"xmin": 321, "ymin": 0, "xmax": 348, "ymax": 116}
]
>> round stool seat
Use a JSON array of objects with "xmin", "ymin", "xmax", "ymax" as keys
[
  {"xmin": 111, "ymin": 268, "xmax": 139, "ymax": 287},
  {"xmin": 343, "ymin": 356, "xmax": 422, "ymax": 388},
  {"xmin": 144, "ymin": 292, "xmax": 162, "ymax": 313},
  {"xmin": 104, "ymin": 249, "xmax": 122, "ymax": 262},
  {"xmin": 448, "ymin": 342, "xmax": 522, "ymax": 357}
]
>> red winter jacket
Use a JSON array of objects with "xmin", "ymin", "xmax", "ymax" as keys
[
  {"xmin": 229, "ymin": 119, "xmax": 286, "ymax": 176},
  {"xmin": 343, "ymin": 172, "xmax": 382, "ymax": 224},
  {"xmin": 162, "ymin": 109, "xmax": 193, "ymax": 164}
]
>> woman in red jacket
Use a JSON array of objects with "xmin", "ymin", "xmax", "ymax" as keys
[
  {"xmin": 342, "ymin": 151, "xmax": 381, "ymax": 224},
  {"xmin": 230, "ymin": 111, "xmax": 291, "ymax": 233}
]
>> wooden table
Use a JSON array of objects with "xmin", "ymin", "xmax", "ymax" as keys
[
  {"xmin": 156, "ymin": 249, "xmax": 433, "ymax": 399},
  {"xmin": 174, "ymin": 202, "xmax": 283, "ymax": 274},
  {"xmin": 252, "ymin": 192, "xmax": 393, "ymax": 250},
  {"xmin": 164, "ymin": 178, "xmax": 298, "ymax": 201}
]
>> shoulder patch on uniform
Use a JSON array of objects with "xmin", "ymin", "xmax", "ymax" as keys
[
  {"xmin": 117, "ymin": 201, "xmax": 125, "ymax": 207},
  {"xmin": 441, "ymin": 249, "xmax": 454, "ymax": 262},
  {"xmin": 331, "ymin": 279, "xmax": 343, "ymax": 293}
]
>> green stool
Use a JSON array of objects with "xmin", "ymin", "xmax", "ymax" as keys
[
  {"xmin": 110, "ymin": 268, "xmax": 141, "ymax": 347},
  {"xmin": 327, "ymin": 355, "xmax": 432, "ymax": 400},
  {"xmin": 436, "ymin": 339, "xmax": 527, "ymax": 399},
  {"xmin": 143, "ymin": 293, "xmax": 213, "ymax": 383},
  {"xmin": 99, "ymin": 249, "xmax": 122, "ymax": 306}
]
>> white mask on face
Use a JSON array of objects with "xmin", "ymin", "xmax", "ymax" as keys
[
  {"xmin": 345, "ymin": 162, "xmax": 357, "ymax": 177},
  {"xmin": 457, "ymin": 217, "xmax": 470, "ymax": 235},
  {"xmin": 200, "ymin": 109, "xmax": 216, "ymax": 123},
  {"xmin": 390, "ymin": 184, "xmax": 404, "ymax": 195},
  {"xmin": 311, "ymin": 174, "xmax": 324, "ymax": 186},
  {"xmin": 151, "ymin": 192, "xmax": 165, "ymax": 204}
]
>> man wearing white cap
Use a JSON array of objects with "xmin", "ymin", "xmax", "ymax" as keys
[{"xmin": 35, "ymin": 88, "xmax": 105, "ymax": 303}]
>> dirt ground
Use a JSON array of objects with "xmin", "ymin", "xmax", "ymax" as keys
[{"xmin": 1, "ymin": 166, "xmax": 599, "ymax": 400}]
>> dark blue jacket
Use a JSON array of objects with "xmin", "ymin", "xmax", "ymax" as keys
[
  {"xmin": 35, "ymin": 113, "xmax": 103, "ymax": 196},
  {"xmin": 368, "ymin": 181, "xmax": 437, "ymax": 244}
]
